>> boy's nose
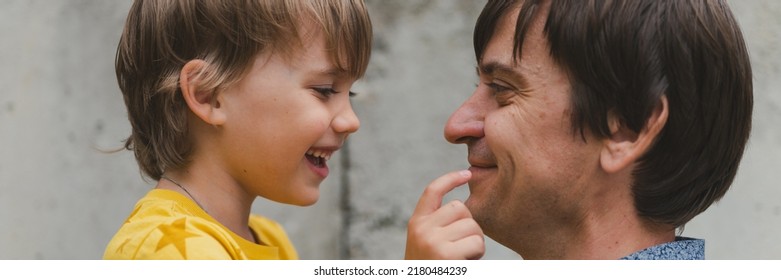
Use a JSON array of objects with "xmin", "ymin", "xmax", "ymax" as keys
[
  {"xmin": 444, "ymin": 91, "xmax": 486, "ymax": 144},
  {"xmin": 333, "ymin": 102, "xmax": 360, "ymax": 134}
]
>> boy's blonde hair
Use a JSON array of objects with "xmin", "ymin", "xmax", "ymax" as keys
[{"xmin": 116, "ymin": 0, "xmax": 372, "ymax": 180}]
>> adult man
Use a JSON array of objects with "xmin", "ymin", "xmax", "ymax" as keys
[{"xmin": 405, "ymin": 0, "xmax": 752, "ymax": 259}]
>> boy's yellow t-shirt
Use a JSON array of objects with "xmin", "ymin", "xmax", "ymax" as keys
[{"xmin": 103, "ymin": 189, "xmax": 298, "ymax": 260}]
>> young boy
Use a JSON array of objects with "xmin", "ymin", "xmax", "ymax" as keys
[{"xmin": 104, "ymin": 0, "xmax": 372, "ymax": 259}]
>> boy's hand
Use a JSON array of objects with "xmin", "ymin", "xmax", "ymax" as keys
[{"xmin": 405, "ymin": 170, "xmax": 485, "ymax": 260}]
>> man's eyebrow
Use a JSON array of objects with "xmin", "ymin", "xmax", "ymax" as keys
[{"xmin": 477, "ymin": 61, "xmax": 528, "ymax": 86}]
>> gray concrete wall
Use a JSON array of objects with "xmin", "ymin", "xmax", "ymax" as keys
[
  {"xmin": 684, "ymin": 1, "xmax": 781, "ymax": 259},
  {"xmin": 1, "ymin": 0, "xmax": 778, "ymax": 260}
]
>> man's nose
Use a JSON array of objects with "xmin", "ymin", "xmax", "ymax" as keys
[{"xmin": 444, "ymin": 91, "xmax": 486, "ymax": 144}]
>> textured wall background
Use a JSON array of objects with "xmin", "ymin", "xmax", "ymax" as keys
[{"xmin": 1, "ymin": 0, "xmax": 778, "ymax": 259}]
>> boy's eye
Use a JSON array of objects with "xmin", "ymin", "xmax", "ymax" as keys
[
  {"xmin": 313, "ymin": 87, "xmax": 338, "ymax": 97},
  {"xmin": 313, "ymin": 87, "xmax": 358, "ymax": 98}
]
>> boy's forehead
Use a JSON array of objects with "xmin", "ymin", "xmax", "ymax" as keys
[
  {"xmin": 305, "ymin": 65, "xmax": 351, "ymax": 79},
  {"xmin": 275, "ymin": 38, "xmax": 352, "ymax": 79}
]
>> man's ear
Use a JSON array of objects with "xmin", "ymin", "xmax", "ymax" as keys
[
  {"xmin": 179, "ymin": 59, "xmax": 226, "ymax": 126},
  {"xmin": 600, "ymin": 96, "xmax": 669, "ymax": 173}
]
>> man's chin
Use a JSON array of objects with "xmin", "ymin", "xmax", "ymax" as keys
[{"xmin": 463, "ymin": 195, "xmax": 484, "ymax": 220}]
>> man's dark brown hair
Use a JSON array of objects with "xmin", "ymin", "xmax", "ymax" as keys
[{"xmin": 474, "ymin": 0, "xmax": 752, "ymax": 227}]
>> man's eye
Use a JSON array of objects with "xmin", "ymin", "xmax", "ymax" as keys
[
  {"xmin": 485, "ymin": 82, "xmax": 516, "ymax": 105},
  {"xmin": 486, "ymin": 82, "xmax": 510, "ymax": 93}
]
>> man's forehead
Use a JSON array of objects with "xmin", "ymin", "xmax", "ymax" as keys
[{"xmin": 480, "ymin": 3, "xmax": 553, "ymax": 70}]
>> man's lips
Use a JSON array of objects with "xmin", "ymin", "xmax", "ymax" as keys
[
  {"xmin": 466, "ymin": 142, "xmax": 497, "ymax": 181},
  {"xmin": 466, "ymin": 142, "xmax": 496, "ymax": 168},
  {"xmin": 467, "ymin": 158, "xmax": 496, "ymax": 174},
  {"xmin": 468, "ymin": 164, "xmax": 497, "ymax": 174},
  {"xmin": 467, "ymin": 156, "xmax": 497, "ymax": 184},
  {"xmin": 468, "ymin": 157, "xmax": 497, "ymax": 168}
]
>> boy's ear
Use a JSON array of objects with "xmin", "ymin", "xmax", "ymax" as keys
[
  {"xmin": 179, "ymin": 59, "xmax": 226, "ymax": 126},
  {"xmin": 600, "ymin": 95, "xmax": 669, "ymax": 173}
]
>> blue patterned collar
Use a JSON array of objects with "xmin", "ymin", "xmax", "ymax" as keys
[{"xmin": 620, "ymin": 236, "xmax": 704, "ymax": 260}]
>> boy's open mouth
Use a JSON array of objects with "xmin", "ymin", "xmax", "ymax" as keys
[
  {"xmin": 305, "ymin": 148, "xmax": 333, "ymax": 168},
  {"xmin": 306, "ymin": 154, "xmax": 326, "ymax": 167}
]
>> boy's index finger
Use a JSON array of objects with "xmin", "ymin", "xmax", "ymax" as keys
[{"xmin": 413, "ymin": 170, "xmax": 472, "ymax": 215}]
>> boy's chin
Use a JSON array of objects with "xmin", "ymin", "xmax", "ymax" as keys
[
  {"xmin": 286, "ymin": 189, "xmax": 320, "ymax": 206},
  {"xmin": 295, "ymin": 198, "xmax": 319, "ymax": 207}
]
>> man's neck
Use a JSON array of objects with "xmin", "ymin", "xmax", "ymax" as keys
[
  {"xmin": 502, "ymin": 208, "xmax": 675, "ymax": 259},
  {"xmin": 563, "ymin": 211, "xmax": 675, "ymax": 259},
  {"xmin": 502, "ymin": 178, "xmax": 676, "ymax": 259}
]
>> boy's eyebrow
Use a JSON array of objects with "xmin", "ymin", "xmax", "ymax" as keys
[{"xmin": 310, "ymin": 66, "xmax": 349, "ymax": 78}]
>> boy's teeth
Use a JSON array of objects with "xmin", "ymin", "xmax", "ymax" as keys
[{"xmin": 307, "ymin": 149, "xmax": 333, "ymax": 161}]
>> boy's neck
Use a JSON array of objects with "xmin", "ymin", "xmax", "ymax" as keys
[{"xmin": 160, "ymin": 166, "xmax": 258, "ymax": 243}]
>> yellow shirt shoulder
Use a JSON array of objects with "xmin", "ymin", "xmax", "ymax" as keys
[{"xmin": 104, "ymin": 189, "xmax": 298, "ymax": 260}]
